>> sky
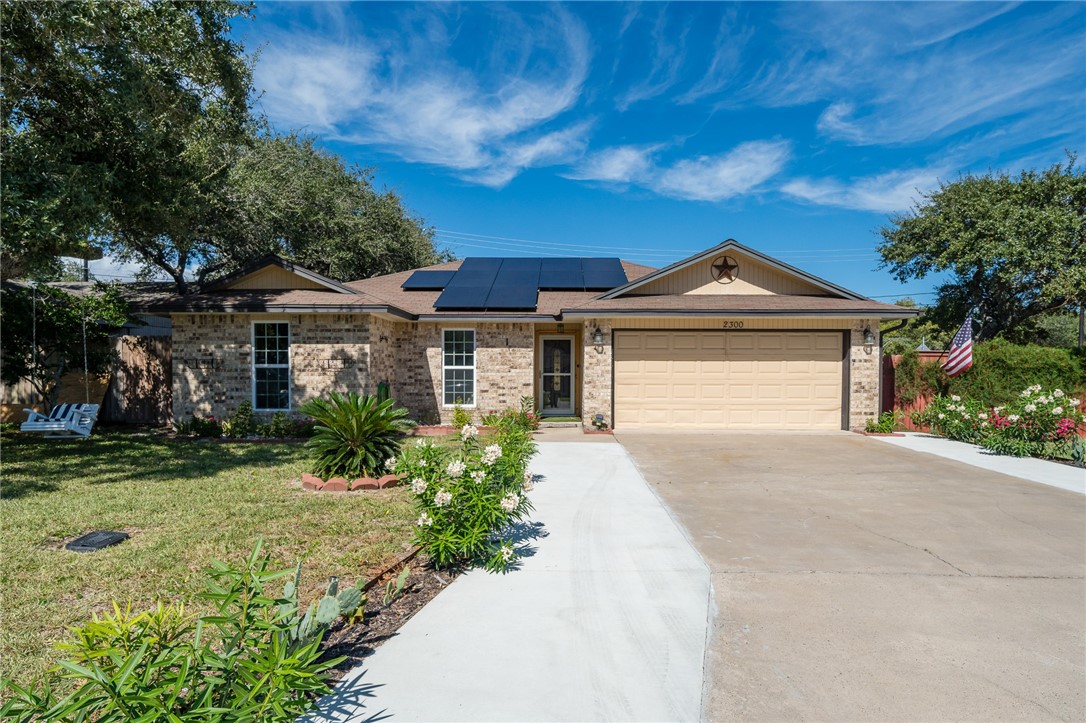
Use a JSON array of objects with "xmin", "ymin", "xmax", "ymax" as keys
[{"xmin": 87, "ymin": 1, "xmax": 1085, "ymax": 301}]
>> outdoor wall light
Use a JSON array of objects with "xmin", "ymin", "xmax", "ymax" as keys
[
  {"xmin": 862, "ymin": 326, "xmax": 876, "ymax": 353},
  {"xmin": 592, "ymin": 326, "xmax": 604, "ymax": 346}
]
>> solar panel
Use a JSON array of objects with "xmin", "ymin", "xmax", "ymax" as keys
[
  {"xmin": 484, "ymin": 285, "xmax": 538, "ymax": 309},
  {"xmin": 494, "ymin": 258, "xmax": 541, "ymax": 288},
  {"xmin": 434, "ymin": 284, "xmax": 490, "ymax": 308},
  {"xmin": 401, "ymin": 270, "xmax": 456, "ymax": 290},
  {"xmin": 434, "ymin": 257, "xmax": 500, "ymax": 308},
  {"xmin": 581, "ymin": 258, "xmax": 627, "ymax": 289},
  {"xmin": 539, "ymin": 258, "xmax": 583, "ymax": 289}
]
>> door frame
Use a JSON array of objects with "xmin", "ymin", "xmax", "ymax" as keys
[{"xmin": 537, "ymin": 334, "xmax": 576, "ymax": 416}]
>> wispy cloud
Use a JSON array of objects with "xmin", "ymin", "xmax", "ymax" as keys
[
  {"xmin": 675, "ymin": 10, "xmax": 751, "ymax": 105},
  {"xmin": 615, "ymin": 7, "xmax": 693, "ymax": 111},
  {"xmin": 781, "ymin": 167, "xmax": 947, "ymax": 213},
  {"xmin": 570, "ymin": 139, "xmax": 792, "ymax": 202},
  {"xmin": 254, "ymin": 7, "xmax": 591, "ymax": 187}
]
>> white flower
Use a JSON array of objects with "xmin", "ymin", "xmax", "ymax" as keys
[
  {"xmin": 937, "ymin": 413, "xmax": 945, "ymax": 420},
  {"xmin": 1054, "ymin": 389, "xmax": 1065, "ymax": 398},
  {"xmin": 980, "ymin": 421, "xmax": 989, "ymax": 428},
  {"xmin": 1038, "ymin": 396, "xmax": 1052, "ymax": 404},
  {"xmin": 410, "ymin": 478, "xmax": 427, "ymax": 494},
  {"xmin": 446, "ymin": 459, "xmax": 465, "ymax": 477},
  {"xmin": 500, "ymin": 544, "xmax": 514, "ymax": 563},
  {"xmin": 522, "ymin": 479, "xmax": 534, "ymax": 492},
  {"xmin": 1008, "ymin": 414, "xmax": 1021, "ymax": 422},
  {"xmin": 1031, "ymin": 384, "xmax": 1043, "ymax": 392},
  {"xmin": 994, "ymin": 406, "xmax": 1005, "ymax": 413},
  {"xmin": 961, "ymin": 414, "xmax": 971, "ymax": 420},
  {"xmin": 1070, "ymin": 398, "xmax": 1081, "ymax": 407},
  {"xmin": 434, "ymin": 489, "xmax": 452, "ymax": 507},
  {"xmin": 523, "ymin": 469, "xmax": 533, "ymax": 482},
  {"xmin": 1024, "ymin": 404, "xmax": 1037, "ymax": 413},
  {"xmin": 1052, "ymin": 406, "xmax": 1064, "ymax": 415},
  {"xmin": 470, "ymin": 470, "xmax": 486, "ymax": 484},
  {"xmin": 1020, "ymin": 390, "xmax": 1032, "ymax": 398},
  {"xmin": 384, "ymin": 457, "xmax": 397, "ymax": 471},
  {"xmin": 977, "ymin": 412, "xmax": 988, "ymax": 420},
  {"xmin": 481, "ymin": 444, "xmax": 503, "ymax": 466},
  {"xmin": 460, "ymin": 423, "xmax": 478, "ymax": 439},
  {"xmin": 951, "ymin": 395, "xmax": 961, "ymax": 402},
  {"xmin": 418, "ymin": 458, "xmax": 428, "ymax": 467},
  {"xmin": 500, "ymin": 492, "xmax": 520, "ymax": 513},
  {"xmin": 416, "ymin": 512, "xmax": 433, "ymax": 527},
  {"xmin": 415, "ymin": 438, "xmax": 430, "ymax": 447}
]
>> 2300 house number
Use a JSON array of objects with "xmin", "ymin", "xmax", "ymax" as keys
[{"xmin": 722, "ymin": 321, "xmax": 744, "ymax": 329}]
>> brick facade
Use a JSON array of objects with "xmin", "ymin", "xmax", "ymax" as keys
[{"xmin": 173, "ymin": 313, "xmax": 881, "ymax": 429}]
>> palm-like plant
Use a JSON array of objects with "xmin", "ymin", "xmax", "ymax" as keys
[{"xmin": 300, "ymin": 393, "xmax": 413, "ymax": 478}]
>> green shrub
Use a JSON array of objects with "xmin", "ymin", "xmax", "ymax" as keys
[
  {"xmin": 394, "ymin": 424, "xmax": 537, "ymax": 572},
  {"xmin": 864, "ymin": 410, "xmax": 902, "ymax": 434},
  {"xmin": 257, "ymin": 411, "xmax": 317, "ymax": 439},
  {"xmin": 223, "ymin": 401, "xmax": 255, "ymax": 438},
  {"xmin": 480, "ymin": 397, "xmax": 540, "ymax": 433},
  {"xmin": 0, "ymin": 543, "xmax": 341, "ymax": 722},
  {"xmin": 300, "ymin": 393, "xmax": 413, "ymax": 478},
  {"xmin": 174, "ymin": 414, "xmax": 222, "ymax": 437},
  {"xmin": 450, "ymin": 404, "xmax": 473, "ymax": 429},
  {"xmin": 911, "ymin": 395, "xmax": 989, "ymax": 443},
  {"xmin": 979, "ymin": 386, "xmax": 1084, "ymax": 458}
]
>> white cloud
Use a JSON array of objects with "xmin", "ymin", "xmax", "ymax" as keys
[
  {"xmin": 616, "ymin": 9, "xmax": 693, "ymax": 111},
  {"xmin": 782, "ymin": 167, "xmax": 946, "ymax": 213},
  {"xmin": 656, "ymin": 140, "xmax": 792, "ymax": 202},
  {"xmin": 254, "ymin": 8, "xmax": 591, "ymax": 187},
  {"xmin": 566, "ymin": 145, "xmax": 658, "ymax": 184}
]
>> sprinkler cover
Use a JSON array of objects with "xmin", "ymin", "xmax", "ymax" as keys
[{"xmin": 66, "ymin": 530, "xmax": 129, "ymax": 553}]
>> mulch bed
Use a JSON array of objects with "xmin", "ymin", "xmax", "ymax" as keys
[{"xmin": 320, "ymin": 553, "xmax": 462, "ymax": 681}]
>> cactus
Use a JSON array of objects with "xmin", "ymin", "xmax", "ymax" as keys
[
  {"xmin": 1072, "ymin": 437, "xmax": 1085, "ymax": 468},
  {"xmin": 279, "ymin": 565, "xmax": 366, "ymax": 651}
]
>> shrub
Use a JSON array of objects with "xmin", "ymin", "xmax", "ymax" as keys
[
  {"xmin": 864, "ymin": 410, "xmax": 902, "ymax": 434},
  {"xmin": 301, "ymin": 393, "xmax": 413, "ymax": 478},
  {"xmin": 911, "ymin": 395, "xmax": 989, "ymax": 443},
  {"xmin": 450, "ymin": 404, "xmax": 473, "ymax": 429},
  {"xmin": 394, "ymin": 424, "xmax": 537, "ymax": 572},
  {"xmin": 223, "ymin": 401, "xmax": 256, "ymax": 438},
  {"xmin": 0, "ymin": 543, "xmax": 341, "ymax": 722},
  {"xmin": 979, "ymin": 386, "xmax": 1084, "ymax": 458},
  {"xmin": 257, "ymin": 411, "xmax": 317, "ymax": 439},
  {"xmin": 174, "ymin": 414, "xmax": 222, "ymax": 437},
  {"xmin": 481, "ymin": 397, "xmax": 540, "ymax": 433}
]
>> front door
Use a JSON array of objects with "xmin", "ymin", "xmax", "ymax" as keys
[{"xmin": 539, "ymin": 336, "xmax": 575, "ymax": 416}]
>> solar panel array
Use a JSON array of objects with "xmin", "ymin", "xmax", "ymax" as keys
[{"xmin": 401, "ymin": 258, "xmax": 627, "ymax": 310}]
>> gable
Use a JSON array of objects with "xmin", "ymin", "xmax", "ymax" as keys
[
  {"xmin": 633, "ymin": 251, "xmax": 832, "ymax": 297},
  {"xmin": 223, "ymin": 265, "xmax": 328, "ymax": 290}
]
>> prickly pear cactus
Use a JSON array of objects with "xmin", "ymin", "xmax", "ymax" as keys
[
  {"xmin": 314, "ymin": 596, "xmax": 340, "ymax": 627},
  {"xmin": 336, "ymin": 586, "xmax": 364, "ymax": 617}
]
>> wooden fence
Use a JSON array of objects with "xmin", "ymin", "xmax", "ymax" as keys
[{"xmin": 102, "ymin": 336, "xmax": 172, "ymax": 425}]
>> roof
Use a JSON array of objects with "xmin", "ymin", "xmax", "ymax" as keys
[{"xmin": 563, "ymin": 294, "xmax": 916, "ymax": 317}]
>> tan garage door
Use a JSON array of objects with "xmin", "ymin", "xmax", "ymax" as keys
[{"xmin": 614, "ymin": 331, "xmax": 844, "ymax": 430}]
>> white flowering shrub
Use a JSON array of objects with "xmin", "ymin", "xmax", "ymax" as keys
[
  {"xmin": 912, "ymin": 395, "xmax": 989, "ymax": 442},
  {"xmin": 394, "ymin": 426, "xmax": 538, "ymax": 572}
]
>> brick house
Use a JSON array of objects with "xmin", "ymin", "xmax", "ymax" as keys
[{"xmin": 141, "ymin": 240, "xmax": 917, "ymax": 430}]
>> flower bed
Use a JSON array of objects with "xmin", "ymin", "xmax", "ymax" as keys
[{"xmin": 913, "ymin": 386, "xmax": 1084, "ymax": 461}]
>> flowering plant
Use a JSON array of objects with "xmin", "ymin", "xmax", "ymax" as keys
[
  {"xmin": 911, "ymin": 394, "xmax": 989, "ymax": 443},
  {"xmin": 980, "ymin": 386, "xmax": 1083, "ymax": 457},
  {"xmin": 394, "ymin": 425, "xmax": 537, "ymax": 572}
]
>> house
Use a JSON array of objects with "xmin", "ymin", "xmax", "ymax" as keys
[{"xmin": 137, "ymin": 240, "xmax": 918, "ymax": 430}]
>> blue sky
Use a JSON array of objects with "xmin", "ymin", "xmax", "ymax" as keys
[{"xmin": 95, "ymin": 1, "xmax": 1085, "ymax": 300}]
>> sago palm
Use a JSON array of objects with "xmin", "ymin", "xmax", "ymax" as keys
[{"xmin": 300, "ymin": 393, "xmax": 413, "ymax": 478}]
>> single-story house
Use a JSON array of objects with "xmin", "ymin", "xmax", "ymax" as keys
[{"xmin": 136, "ymin": 240, "xmax": 918, "ymax": 431}]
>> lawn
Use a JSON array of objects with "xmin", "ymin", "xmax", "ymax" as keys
[{"xmin": 0, "ymin": 430, "xmax": 417, "ymax": 691}]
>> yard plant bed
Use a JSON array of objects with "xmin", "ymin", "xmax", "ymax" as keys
[{"xmin": 0, "ymin": 430, "xmax": 419, "ymax": 694}]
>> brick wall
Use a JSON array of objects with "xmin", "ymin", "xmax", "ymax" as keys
[
  {"xmin": 581, "ymin": 319, "xmax": 613, "ymax": 426},
  {"xmin": 848, "ymin": 318, "xmax": 881, "ymax": 429}
]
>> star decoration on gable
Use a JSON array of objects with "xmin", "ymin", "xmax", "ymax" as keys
[{"xmin": 711, "ymin": 256, "xmax": 739, "ymax": 284}]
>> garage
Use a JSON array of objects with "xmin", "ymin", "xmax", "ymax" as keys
[{"xmin": 613, "ymin": 330, "xmax": 845, "ymax": 430}]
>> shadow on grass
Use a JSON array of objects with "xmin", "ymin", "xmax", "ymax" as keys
[{"xmin": 1, "ymin": 429, "xmax": 309, "ymax": 500}]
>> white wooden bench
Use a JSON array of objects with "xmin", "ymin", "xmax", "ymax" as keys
[{"xmin": 21, "ymin": 403, "xmax": 100, "ymax": 438}]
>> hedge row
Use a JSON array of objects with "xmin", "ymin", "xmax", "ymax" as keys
[{"xmin": 894, "ymin": 339, "xmax": 1086, "ymax": 405}]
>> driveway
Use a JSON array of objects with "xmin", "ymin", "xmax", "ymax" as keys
[
  {"xmin": 309, "ymin": 439, "xmax": 710, "ymax": 722},
  {"xmin": 618, "ymin": 432, "xmax": 1085, "ymax": 722}
]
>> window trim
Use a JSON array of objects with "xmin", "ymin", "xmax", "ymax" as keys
[
  {"xmin": 251, "ymin": 321, "xmax": 292, "ymax": 412},
  {"xmin": 442, "ymin": 328, "xmax": 477, "ymax": 409}
]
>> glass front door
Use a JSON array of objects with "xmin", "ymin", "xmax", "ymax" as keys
[{"xmin": 539, "ymin": 336, "xmax": 574, "ymax": 416}]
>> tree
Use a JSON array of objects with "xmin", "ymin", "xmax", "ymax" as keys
[
  {"xmin": 0, "ymin": 284, "xmax": 129, "ymax": 409},
  {"xmin": 880, "ymin": 298, "xmax": 953, "ymax": 354},
  {"xmin": 199, "ymin": 133, "xmax": 449, "ymax": 283},
  {"xmin": 878, "ymin": 157, "xmax": 1085, "ymax": 341},
  {"xmin": 1, "ymin": 0, "xmax": 253, "ymax": 284}
]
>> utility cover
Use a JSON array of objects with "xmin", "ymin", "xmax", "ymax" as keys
[{"xmin": 66, "ymin": 530, "xmax": 129, "ymax": 553}]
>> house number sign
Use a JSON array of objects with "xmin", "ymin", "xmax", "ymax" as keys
[{"xmin": 722, "ymin": 321, "xmax": 744, "ymax": 329}]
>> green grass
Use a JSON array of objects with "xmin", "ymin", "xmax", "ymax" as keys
[{"xmin": 0, "ymin": 430, "xmax": 417, "ymax": 691}]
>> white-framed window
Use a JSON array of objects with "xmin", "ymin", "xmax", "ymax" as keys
[
  {"xmin": 443, "ymin": 329, "xmax": 476, "ymax": 407},
  {"xmin": 252, "ymin": 322, "xmax": 291, "ymax": 411}
]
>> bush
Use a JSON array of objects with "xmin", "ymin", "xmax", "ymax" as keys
[
  {"xmin": 222, "ymin": 401, "xmax": 255, "ymax": 438},
  {"xmin": 0, "ymin": 543, "xmax": 341, "ymax": 722},
  {"xmin": 257, "ymin": 411, "xmax": 317, "ymax": 439},
  {"xmin": 480, "ymin": 396, "xmax": 540, "ymax": 433},
  {"xmin": 911, "ymin": 394, "xmax": 990, "ymax": 443},
  {"xmin": 979, "ymin": 386, "xmax": 1084, "ymax": 458},
  {"xmin": 174, "ymin": 414, "xmax": 222, "ymax": 437},
  {"xmin": 864, "ymin": 410, "xmax": 902, "ymax": 434},
  {"xmin": 301, "ymin": 393, "xmax": 413, "ymax": 478},
  {"xmin": 394, "ymin": 424, "xmax": 537, "ymax": 572},
  {"xmin": 894, "ymin": 340, "xmax": 1085, "ymax": 405},
  {"xmin": 450, "ymin": 404, "xmax": 473, "ymax": 429}
]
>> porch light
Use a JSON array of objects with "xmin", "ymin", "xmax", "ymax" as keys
[
  {"xmin": 862, "ymin": 326, "xmax": 876, "ymax": 348},
  {"xmin": 592, "ymin": 326, "xmax": 604, "ymax": 346}
]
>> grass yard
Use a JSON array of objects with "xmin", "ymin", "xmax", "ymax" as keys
[{"xmin": 0, "ymin": 430, "xmax": 417, "ymax": 691}]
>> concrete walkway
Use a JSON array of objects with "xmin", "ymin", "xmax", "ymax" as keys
[
  {"xmin": 873, "ymin": 432, "xmax": 1085, "ymax": 494},
  {"xmin": 308, "ymin": 441, "xmax": 711, "ymax": 722}
]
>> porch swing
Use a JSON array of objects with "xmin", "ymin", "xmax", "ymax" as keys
[{"xmin": 20, "ymin": 284, "xmax": 100, "ymax": 438}]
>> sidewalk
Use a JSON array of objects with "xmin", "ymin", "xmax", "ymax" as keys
[
  {"xmin": 307, "ymin": 441, "xmax": 711, "ymax": 722},
  {"xmin": 873, "ymin": 432, "xmax": 1085, "ymax": 494}
]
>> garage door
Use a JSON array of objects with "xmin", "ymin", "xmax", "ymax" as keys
[{"xmin": 614, "ymin": 331, "xmax": 844, "ymax": 430}]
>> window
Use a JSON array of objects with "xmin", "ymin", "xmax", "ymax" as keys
[
  {"xmin": 253, "ymin": 322, "xmax": 291, "ymax": 410},
  {"xmin": 443, "ymin": 329, "xmax": 475, "ymax": 406}
]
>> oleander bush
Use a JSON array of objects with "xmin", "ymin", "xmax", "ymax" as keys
[
  {"xmin": 0, "ymin": 544, "xmax": 341, "ymax": 722},
  {"xmin": 480, "ymin": 396, "xmax": 541, "ymax": 433},
  {"xmin": 393, "ymin": 424, "xmax": 537, "ymax": 572},
  {"xmin": 301, "ymin": 392, "xmax": 413, "ymax": 478}
]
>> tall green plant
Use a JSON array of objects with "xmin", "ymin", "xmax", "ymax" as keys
[{"xmin": 300, "ymin": 393, "xmax": 413, "ymax": 478}]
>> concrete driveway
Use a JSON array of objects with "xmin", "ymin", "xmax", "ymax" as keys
[{"xmin": 618, "ymin": 432, "xmax": 1085, "ymax": 722}]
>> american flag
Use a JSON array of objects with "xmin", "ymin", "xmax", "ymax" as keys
[{"xmin": 942, "ymin": 315, "xmax": 974, "ymax": 377}]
